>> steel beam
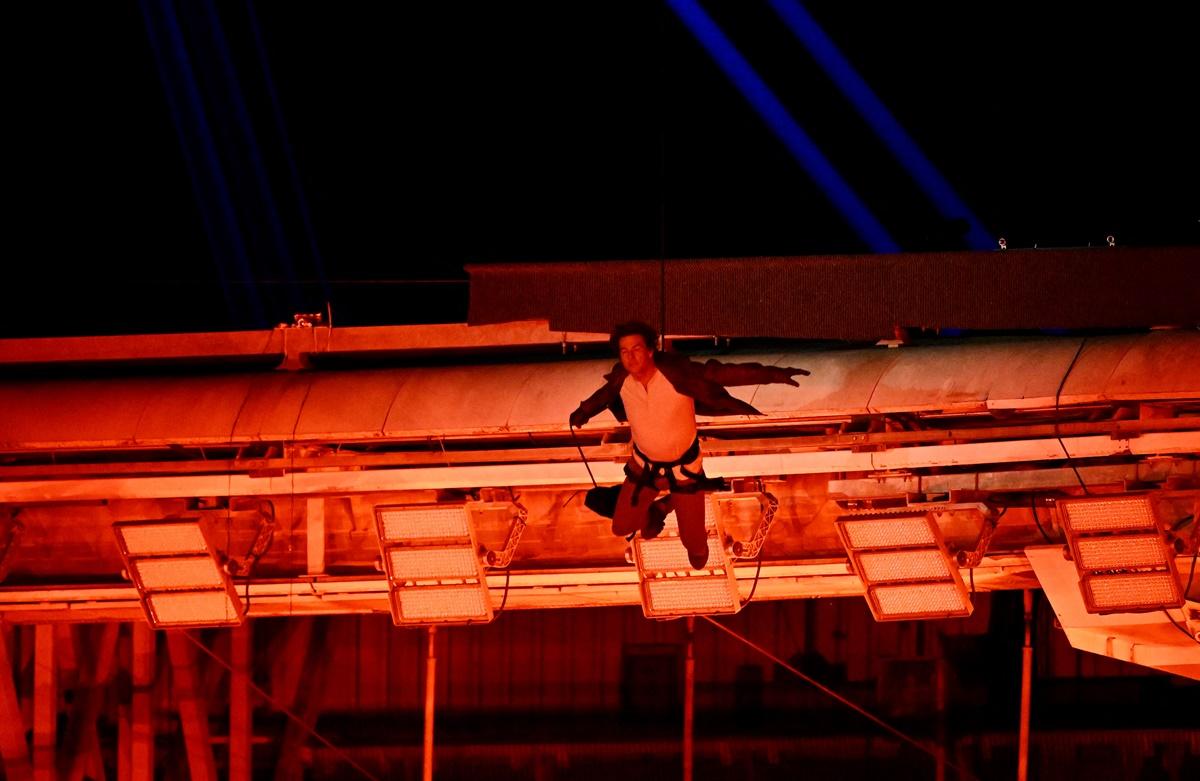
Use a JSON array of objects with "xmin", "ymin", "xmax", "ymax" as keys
[{"xmin": 166, "ymin": 633, "xmax": 217, "ymax": 781}]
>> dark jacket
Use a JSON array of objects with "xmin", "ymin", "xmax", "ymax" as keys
[{"xmin": 572, "ymin": 352, "xmax": 802, "ymax": 424}]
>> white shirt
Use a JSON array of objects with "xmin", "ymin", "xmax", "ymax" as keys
[{"xmin": 620, "ymin": 369, "xmax": 700, "ymax": 468}]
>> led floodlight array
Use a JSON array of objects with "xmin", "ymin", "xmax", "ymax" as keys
[
  {"xmin": 835, "ymin": 511, "xmax": 972, "ymax": 621},
  {"xmin": 113, "ymin": 519, "xmax": 244, "ymax": 628},
  {"xmin": 633, "ymin": 495, "xmax": 740, "ymax": 619},
  {"xmin": 1058, "ymin": 495, "xmax": 1184, "ymax": 614},
  {"xmin": 374, "ymin": 503, "xmax": 493, "ymax": 626}
]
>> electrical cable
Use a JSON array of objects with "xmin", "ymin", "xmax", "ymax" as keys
[
  {"xmin": 569, "ymin": 424, "xmax": 598, "ymax": 488},
  {"xmin": 1053, "ymin": 339, "xmax": 1090, "ymax": 494},
  {"xmin": 182, "ymin": 630, "xmax": 382, "ymax": 781},
  {"xmin": 1030, "ymin": 496, "xmax": 1053, "ymax": 544},
  {"xmin": 741, "ymin": 548, "xmax": 765, "ymax": 606},
  {"xmin": 699, "ymin": 616, "xmax": 978, "ymax": 780},
  {"xmin": 1161, "ymin": 610, "xmax": 1200, "ymax": 647}
]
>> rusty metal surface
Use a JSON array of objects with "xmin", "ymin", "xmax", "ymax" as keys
[{"xmin": 1, "ymin": 330, "xmax": 1197, "ymax": 451}]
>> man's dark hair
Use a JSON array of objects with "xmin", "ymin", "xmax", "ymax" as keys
[{"xmin": 610, "ymin": 321, "xmax": 658, "ymax": 354}]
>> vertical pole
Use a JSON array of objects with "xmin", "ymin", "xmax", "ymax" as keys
[
  {"xmin": 117, "ymin": 702, "xmax": 130, "ymax": 781},
  {"xmin": 683, "ymin": 616, "xmax": 695, "ymax": 781},
  {"xmin": 423, "ymin": 626, "xmax": 437, "ymax": 781},
  {"xmin": 306, "ymin": 498, "xmax": 325, "ymax": 576},
  {"xmin": 166, "ymin": 633, "xmax": 217, "ymax": 781},
  {"xmin": 1018, "ymin": 589, "xmax": 1034, "ymax": 781},
  {"xmin": 935, "ymin": 654, "xmax": 946, "ymax": 781},
  {"xmin": 0, "ymin": 623, "xmax": 32, "ymax": 781},
  {"xmin": 33, "ymin": 625, "xmax": 55, "ymax": 781},
  {"xmin": 131, "ymin": 624, "xmax": 155, "ymax": 781},
  {"xmin": 230, "ymin": 624, "xmax": 252, "ymax": 781}
]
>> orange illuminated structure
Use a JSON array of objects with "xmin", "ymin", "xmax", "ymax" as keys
[
  {"xmin": 112, "ymin": 519, "xmax": 245, "ymax": 628},
  {"xmin": 374, "ymin": 503, "xmax": 494, "ymax": 625},
  {"xmin": 1057, "ymin": 495, "xmax": 1186, "ymax": 614},
  {"xmin": 633, "ymin": 495, "xmax": 741, "ymax": 618},
  {"xmin": 836, "ymin": 510, "xmax": 973, "ymax": 621}
]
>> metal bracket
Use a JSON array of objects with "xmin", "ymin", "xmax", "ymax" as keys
[
  {"xmin": 731, "ymin": 492, "xmax": 779, "ymax": 560},
  {"xmin": 485, "ymin": 498, "xmax": 529, "ymax": 569}
]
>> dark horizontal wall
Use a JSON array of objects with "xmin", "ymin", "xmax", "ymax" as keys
[
  {"xmin": 255, "ymin": 595, "xmax": 1157, "ymax": 717},
  {"xmin": 467, "ymin": 247, "xmax": 1200, "ymax": 340}
]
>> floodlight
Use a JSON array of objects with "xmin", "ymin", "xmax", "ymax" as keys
[
  {"xmin": 1057, "ymin": 495, "xmax": 1185, "ymax": 614},
  {"xmin": 377, "ymin": 504, "xmax": 471, "ymax": 542},
  {"xmin": 836, "ymin": 510, "xmax": 972, "ymax": 621},
  {"xmin": 112, "ymin": 519, "xmax": 244, "ymax": 629},
  {"xmin": 373, "ymin": 503, "xmax": 493, "ymax": 626},
  {"xmin": 633, "ymin": 495, "xmax": 740, "ymax": 618}
]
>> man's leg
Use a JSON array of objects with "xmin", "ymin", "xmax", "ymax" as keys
[
  {"xmin": 669, "ymin": 490, "xmax": 710, "ymax": 569},
  {"xmin": 611, "ymin": 477, "xmax": 653, "ymax": 538}
]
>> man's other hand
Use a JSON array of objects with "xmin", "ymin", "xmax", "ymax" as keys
[
  {"xmin": 569, "ymin": 408, "xmax": 589, "ymax": 429},
  {"xmin": 777, "ymin": 366, "xmax": 811, "ymax": 386}
]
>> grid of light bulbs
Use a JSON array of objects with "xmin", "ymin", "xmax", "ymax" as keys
[
  {"xmin": 836, "ymin": 511, "xmax": 972, "ymax": 622},
  {"xmin": 633, "ymin": 495, "xmax": 742, "ymax": 619},
  {"xmin": 374, "ymin": 503, "xmax": 493, "ymax": 626},
  {"xmin": 112, "ymin": 520, "xmax": 243, "ymax": 628},
  {"xmin": 1058, "ymin": 495, "xmax": 1184, "ymax": 614}
]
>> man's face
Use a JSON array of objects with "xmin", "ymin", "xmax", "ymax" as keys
[{"xmin": 618, "ymin": 334, "xmax": 654, "ymax": 376}]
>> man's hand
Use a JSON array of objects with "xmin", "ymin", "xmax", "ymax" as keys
[
  {"xmin": 776, "ymin": 366, "xmax": 811, "ymax": 386},
  {"xmin": 569, "ymin": 408, "xmax": 589, "ymax": 429}
]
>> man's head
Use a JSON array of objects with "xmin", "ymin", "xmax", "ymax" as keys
[{"xmin": 611, "ymin": 320, "xmax": 657, "ymax": 378}]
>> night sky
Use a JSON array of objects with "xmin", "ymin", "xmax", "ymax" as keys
[{"xmin": 10, "ymin": 2, "xmax": 1199, "ymax": 337}]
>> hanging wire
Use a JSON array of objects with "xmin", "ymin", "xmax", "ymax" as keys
[
  {"xmin": 700, "ymin": 615, "xmax": 978, "ymax": 780},
  {"xmin": 569, "ymin": 425, "xmax": 599, "ymax": 488},
  {"xmin": 1053, "ymin": 339, "xmax": 1091, "ymax": 494},
  {"xmin": 1029, "ymin": 496, "xmax": 1054, "ymax": 544},
  {"xmin": 741, "ymin": 549, "xmax": 765, "ymax": 605},
  {"xmin": 181, "ymin": 630, "xmax": 381, "ymax": 781},
  {"xmin": 494, "ymin": 567, "xmax": 513, "ymax": 616},
  {"xmin": 1161, "ymin": 610, "xmax": 1200, "ymax": 647}
]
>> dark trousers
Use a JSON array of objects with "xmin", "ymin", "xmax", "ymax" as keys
[{"xmin": 611, "ymin": 460, "xmax": 709, "ymax": 564}]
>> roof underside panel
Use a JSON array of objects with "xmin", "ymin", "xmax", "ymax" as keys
[{"xmin": 0, "ymin": 331, "xmax": 1197, "ymax": 451}]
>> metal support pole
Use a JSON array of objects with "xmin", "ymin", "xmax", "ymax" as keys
[
  {"xmin": 683, "ymin": 616, "xmax": 695, "ymax": 781},
  {"xmin": 131, "ymin": 623, "xmax": 155, "ymax": 781},
  {"xmin": 1018, "ymin": 589, "xmax": 1033, "ymax": 781},
  {"xmin": 0, "ymin": 624, "xmax": 32, "ymax": 781},
  {"xmin": 33, "ymin": 625, "xmax": 54, "ymax": 781},
  {"xmin": 935, "ymin": 654, "xmax": 946, "ymax": 781},
  {"xmin": 230, "ymin": 624, "xmax": 252, "ymax": 781},
  {"xmin": 423, "ymin": 626, "xmax": 437, "ymax": 781}
]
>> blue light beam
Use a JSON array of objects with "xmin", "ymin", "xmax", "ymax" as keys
[
  {"xmin": 666, "ymin": 0, "xmax": 901, "ymax": 253},
  {"xmin": 769, "ymin": 0, "xmax": 994, "ymax": 250}
]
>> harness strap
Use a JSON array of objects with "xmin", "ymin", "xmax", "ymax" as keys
[{"xmin": 629, "ymin": 437, "xmax": 701, "ymax": 505}]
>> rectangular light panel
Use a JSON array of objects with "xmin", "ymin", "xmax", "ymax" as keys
[
  {"xmin": 1083, "ymin": 572, "xmax": 1185, "ymax": 613},
  {"xmin": 856, "ymin": 549, "xmax": 952, "ymax": 583},
  {"xmin": 388, "ymin": 547, "xmax": 481, "ymax": 581},
  {"xmin": 636, "ymin": 535, "xmax": 723, "ymax": 574},
  {"xmin": 1074, "ymin": 535, "xmax": 1171, "ymax": 571},
  {"xmin": 645, "ymin": 577, "xmax": 738, "ymax": 615},
  {"xmin": 869, "ymin": 582, "xmax": 972, "ymax": 620},
  {"xmin": 396, "ymin": 585, "xmax": 492, "ymax": 623},
  {"xmin": 132, "ymin": 556, "xmax": 225, "ymax": 590},
  {"xmin": 117, "ymin": 523, "xmax": 209, "ymax": 556},
  {"xmin": 146, "ymin": 591, "xmax": 241, "ymax": 626},
  {"xmin": 1060, "ymin": 496, "xmax": 1157, "ymax": 533},
  {"xmin": 840, "ymin": 516, "xmax": 937, "ymax": 549},
  {"xmin": 377, "ymin": 505, "xmax": 471, "ymax": 542}
]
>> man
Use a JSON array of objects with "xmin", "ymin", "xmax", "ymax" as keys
[{"xmin": 570, "ymin": 321, "xmax": 809, "ymax": 569}]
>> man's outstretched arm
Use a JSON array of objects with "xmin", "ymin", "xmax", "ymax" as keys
[
  {"xmin": 569, "ymin": 367, "xmax": 627, "ymax": 427},
  {"xmin": 700, "ymin": 358, "xmax": 811, "ymax": 387}
]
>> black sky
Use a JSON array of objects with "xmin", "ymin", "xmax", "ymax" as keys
[{"xmin": 9, "ymin": 2, "xmax": 1199, "ymax": 337}]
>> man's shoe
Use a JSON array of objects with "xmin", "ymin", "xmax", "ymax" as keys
[
  {"xmin": 688, "ymin": 549, "xmax": 709, "ymax": 570},
  {"xmin": 642, "ymin": 500, "xmax": 668, "ymax": 540}
]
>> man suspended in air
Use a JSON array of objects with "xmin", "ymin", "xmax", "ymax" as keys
[{"xmin": 570, "ymin": 321, "xmax": 809, "ymax": 569}]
